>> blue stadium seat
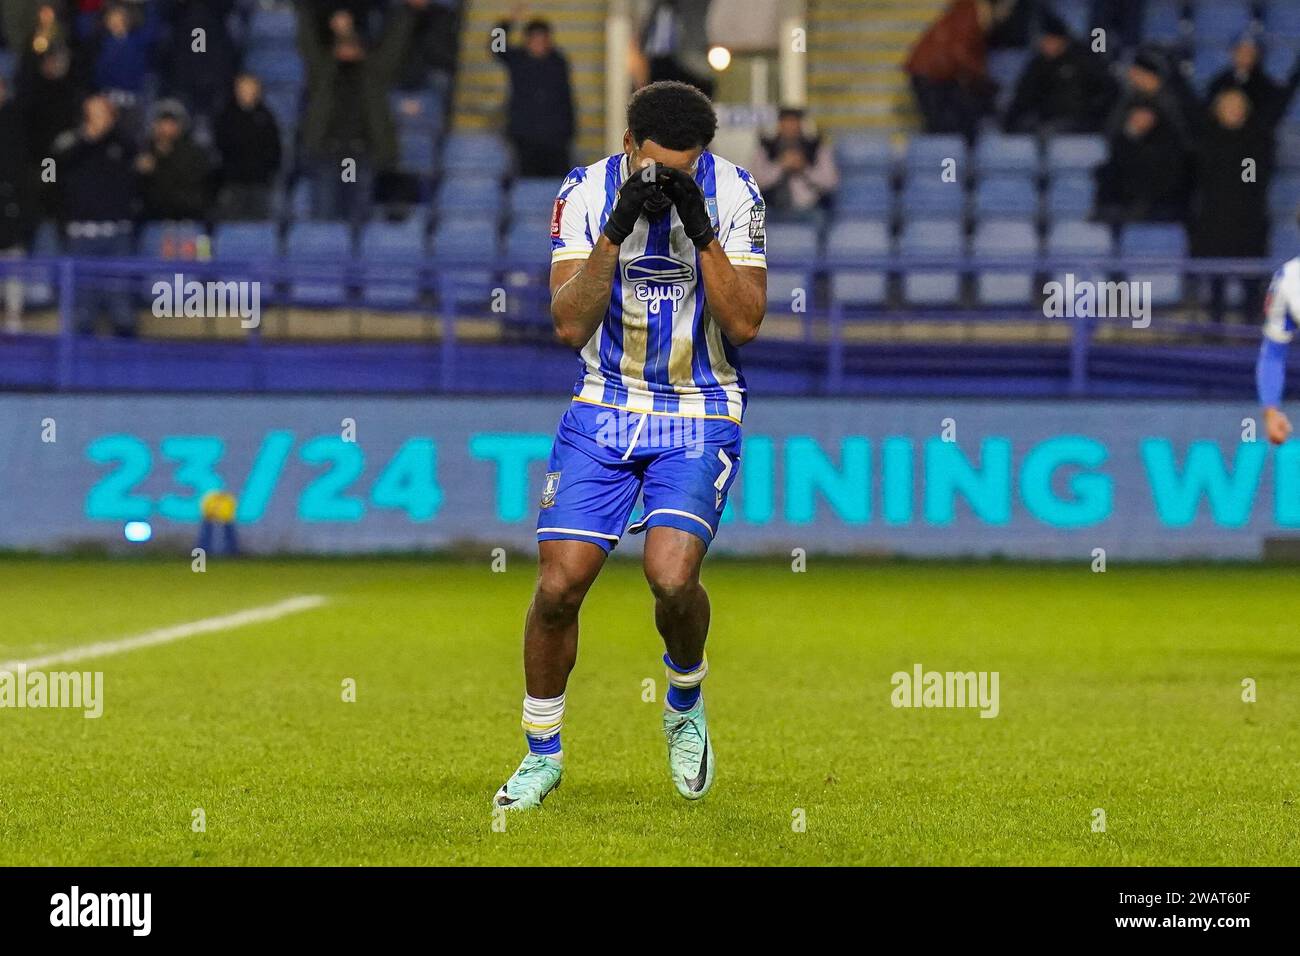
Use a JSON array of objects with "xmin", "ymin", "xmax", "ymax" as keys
[
  {"xmin": 1193, "ymin": 1, "xmax": 1255, "ymax": 40},
  {"xmin": 1192, "ymin": 48, "xmax": 1230, "ymax": 92},
  {"xmin": 23, "ymin": 222, "xmax": 60, "ymax": 308},
  {"xmin": 214, "ymin": 222, "xmax": 280, "ymax": 261},
  {"xmin": 430, "ymin": 218, "xmax": 500, "ymax": 307},
  {"xmin": 435, "ymin": 177, "xmax": 504, "ymax": 216},
  {"xmin": 1046, "ymin": 221, "xmax": 1113, "ymax": 292},
  {"xmin": 391, "ymin": 89, "xmax": 444, "ymax": 133},
  {"xmin": 1270, "ymin": 172, "xmax": 1300, "ymax": 217},
  {"xmin": 213, "ymin": 222, "xmax": 281, "ymax": 304},
  {"xmin": 443, "ymin": 132, "xmax": 509, "ymax": 177},
  {"xmin": 250, "ymin": 7, "xmax": 297, "ymax": 45},
  {"xmin": 1278, "ymin": 128, "xmax": 1300, "ymax": 170},
  {"xmin": 1143, "ymin": 0, "xmax": 1186, "ymax": 42},
  {"xmin": 898, "ymin": 177, "xmax": 966, "ymax": 220},
  {"xmin": 1264, "ymin": 44, "xmax": 1295, "ymax": 81},
  {"xmin": 359, "ymin": 219, "xmax": 428, "ymax": 308},
  {"xmin": 1120, "ymin": 223, "xmax": 1187, "ymax": 307},
  {"xmin": 1047, "ymin": 221, "xmax": 1113, "ymax": 257},
  {"xmin": 973, "ymin": 175, "xmax": 1039, "ymax": 222},
  {"xmin": 1045, "ymin": 135, "xmax": 1107, "ymax": 173},
  {"xmin": 974, "ymin": 134, "xmax": 1039, "ymax": 174},
  {"xmin": 1045, "ymin": 174, "xmax": 1096, "ymax": 222},
  {"xmin": 0, "ymin": 50, "xmax": 15, "ymax": 80},
  {"xmin": 1042, "ymin": 1, "xmax": 1090, "ymax": 37},
  {"xmin": 504, "ymin": 220, "xmax": 551, "ymax": 269},
  {"xmin": 508, "ymin": 178, "xmax": 560, "ymax": 221},
  {"xmin": 826, "ymin": 221, "xmax": 890, "ymax": 307},
  {"xmin": 286, "ymin": 222, "xmax": 354, "ymax": 305},
  {"xmin": 834, "ymin": 134, "xmax": 894, "ymax": 173},
  {"xmin": 1271, "ymin": 221, "xmax": 1300, "ymax": 259},
  {"xmin": 244, "ymin": 46, "xmax": 304, "ymax": 87},
  {"xmin": 904, "ymin": 135, "xmax": 967, "ymax": 176},
  {"xmin": 764, "ymin": 224, "xmax": 819, "ymax": 312},
  {"xmin": 835, "ymin": 173, "xmax": 893, "ymax": 219},
  {"xmin": 1265, "ymin": 1, "xmax": 1300, "ymax": 39},
  {"xmin": 900, "ymin": 220, "xmax": 963, "ymax": 306},
  {"xmin": 399, "ymin": 130, "xmax": 437, "ymax": 177},
  {"xmin": 972, "ymin": 221, "xmax": 1038, "ymax": 306}
]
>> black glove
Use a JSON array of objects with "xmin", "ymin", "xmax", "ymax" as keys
[
  {"xmin": 658, "ymin": 166, "xmax": 715, "ymax": 249},
  {"xmin": 602, "ymin": 164, "xmax": 663, "ymax": 245}
]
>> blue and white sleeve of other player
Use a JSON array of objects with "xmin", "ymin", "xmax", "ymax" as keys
[{"xmin": 1257, "ymin": 258, "xmax": 1300, "ymax": 407}]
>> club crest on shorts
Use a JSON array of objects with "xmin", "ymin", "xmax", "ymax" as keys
[{"xmin": 540, "ymin": 471, "xmax": 561, "ymax": 509}]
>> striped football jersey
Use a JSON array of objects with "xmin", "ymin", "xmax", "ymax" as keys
[{"xmin": 550, "ymin": 150, "xmax": 767, "ymax": 423}]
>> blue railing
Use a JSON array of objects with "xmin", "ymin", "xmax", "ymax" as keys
[{"xmin": 0, "ymin": 253, "xmax": 1276, "ymax": 397}]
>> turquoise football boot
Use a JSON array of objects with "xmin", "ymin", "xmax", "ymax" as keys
[
  {"xmin": 663, "ymin": 697, "xmax": 714, "ymax": 800},
  {"xmin": 493, "ymin": 753, "xmax": 563, "ymax": 811}
]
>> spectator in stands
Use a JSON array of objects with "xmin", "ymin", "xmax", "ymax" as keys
[
  {"xmin": 1205, "ymin": 37, "xmax": 1300, "ymax": 163},
  {"xmin": 51, "ymin": 94, "xmax": 137, "ymax": 336},
  {"xmin": 1190, "ymin": 76, "xmax": 1298, "ymax": 323},
  {"xmin": 297, "ymin": 0, "xmax": 422, "ymax": 222},
  {"xmin": 1104, "ymin": 48, "xmax": 1194, "ymax": 149},
  {"xmin": 904, "ymin": 0, "xmax": 995, "ymax": 141},
  {"xmin": 88, "ymin": 2, "xmax": 158, "ymax": 97},
  {"xmin": 1090, "ymin": 0, "xmax": 1146, "ymax": 57},
  {"xmin": 162, "ymin": 0, "xmax": 237, "ymax": 130},
  {"xmin": 1003, "ymin": 13, "xmax": 1116, "ymax": 134},
  {"xmin": 749, "ymin": 107, "xmax": 838, "ymax": 226},
  {"xmin": 397, "ymin": 0, "xmax": 459, "ymax": 89},
  {"xmin": 0, "ymin": 75, "xmax": 34, "ymax": 333},
  {"xmin": 1095, "ymin": 101, "xmax": 1191, "ymax": 224},
  {"xmin": 490, "ymin": 10, "xmax": 575, "ymax": 177},
  {"xmin": 639, "ymin": 0, "xmax": 714, "ymax": 98},
  {"xmin": 15, "ymin": 45, "xmax": 82, "ymax": 223},
  {"xmin": 135, "ymin": 99, "xmax": 214, "ymax": 222},
  {"xmin": 10, "ymin": 2, "xmax": 70, "ymax": 61},
  {"xmin": 214, "ymin": 74, "xmax": 282, "ymax": 221}
]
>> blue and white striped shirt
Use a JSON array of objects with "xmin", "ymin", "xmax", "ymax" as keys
[{"xmin": 550, "ymin": 150, "xmax": 767, "ymax": 424}]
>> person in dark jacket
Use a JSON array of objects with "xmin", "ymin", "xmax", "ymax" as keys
[
  {"xmin": 904, "ymin": 0, "xmax": 995, "ymax": 140},
  {"xmin": 1205, "ymin": 37, "xmax": 1300, "ymax": 167},
  {"xmin": 490, "ymin": 13, "xmax": 575, "ymax": 177},
  {"xmin": 1095, "ymin": 103, "xmax": 1192, "ymax": 224},
  {"xmin": 135, "ymin": 99, "xmax": 214, "ymax": 222},
  {"xmin": 161, "ymin": 0, "xmax": 237, "ymax": 128},
  {"xmin": 297, "ymin": 0, "xmax": 421, "ymax": 222},
  {"xmin": 51, "ymin": 94, "xmax": 138, "ymax": 336},
  {"xmin": 15, "ymin": 44, "xmax": 82, "ymax": 223},
  {"xmin": 214, "ymin": 74, "xmax": 283, "ymax": 220},
  {"xmin": 1190, "ymin": 82, "xmax": 1297, "ymax": 323},
  {"xmin": 0, "ymin": 75, "xmax": 34, "ymax": 332},
  {"xmin": 1004, "ymin": 14, "xmax": 1116, "ymax": 133}
]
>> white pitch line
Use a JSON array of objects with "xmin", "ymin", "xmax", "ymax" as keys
[{"xmin": 0, "ymin": 595, "xmax": 328, "ymax": 672}]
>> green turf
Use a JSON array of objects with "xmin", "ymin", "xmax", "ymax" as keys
[{"xmin": 0, "ymin": 556, "xmax": 1297, "ymax": 866}]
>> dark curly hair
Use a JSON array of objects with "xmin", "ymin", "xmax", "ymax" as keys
[{"xmin": 626, "ymin": 81, "xmax": 717, "ymax": 151}]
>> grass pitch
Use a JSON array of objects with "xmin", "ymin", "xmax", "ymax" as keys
[{"xmin": 0, "ymin": 556, "xmax": 1297, "ymax": 866}]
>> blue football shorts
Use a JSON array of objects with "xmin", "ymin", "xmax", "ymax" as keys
[{"xmin": 535, "ymin": 400, "xmax": 742, "ymax": 552}]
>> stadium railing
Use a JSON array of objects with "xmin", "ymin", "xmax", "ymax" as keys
[{"xmin": 0, "ymin": 252, "xmax": 1275, "ymax": 398}]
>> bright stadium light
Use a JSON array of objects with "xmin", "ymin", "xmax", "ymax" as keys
[
  {"xmin": 123, "ymin": 521, "xmax": 152, "ymax": 543},
  {"xmin": 707, "ymin": 45, "xmax": 731, "ymax": 71}
]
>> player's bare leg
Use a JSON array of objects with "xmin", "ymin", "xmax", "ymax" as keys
[
  {"xmin": 643, "ymin": 526, "xmax": 716, "ymax": 799},
  {"xmin": 524, "ymin": 539, "xmax": 607, "ymax": 697},
  {"xmin": 494, "ymin": 539, "xmax": 606, "ymax": 811},
  {"xmin": 643, "ymin": 527, "xmax": 710, "ymax": 665}
]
